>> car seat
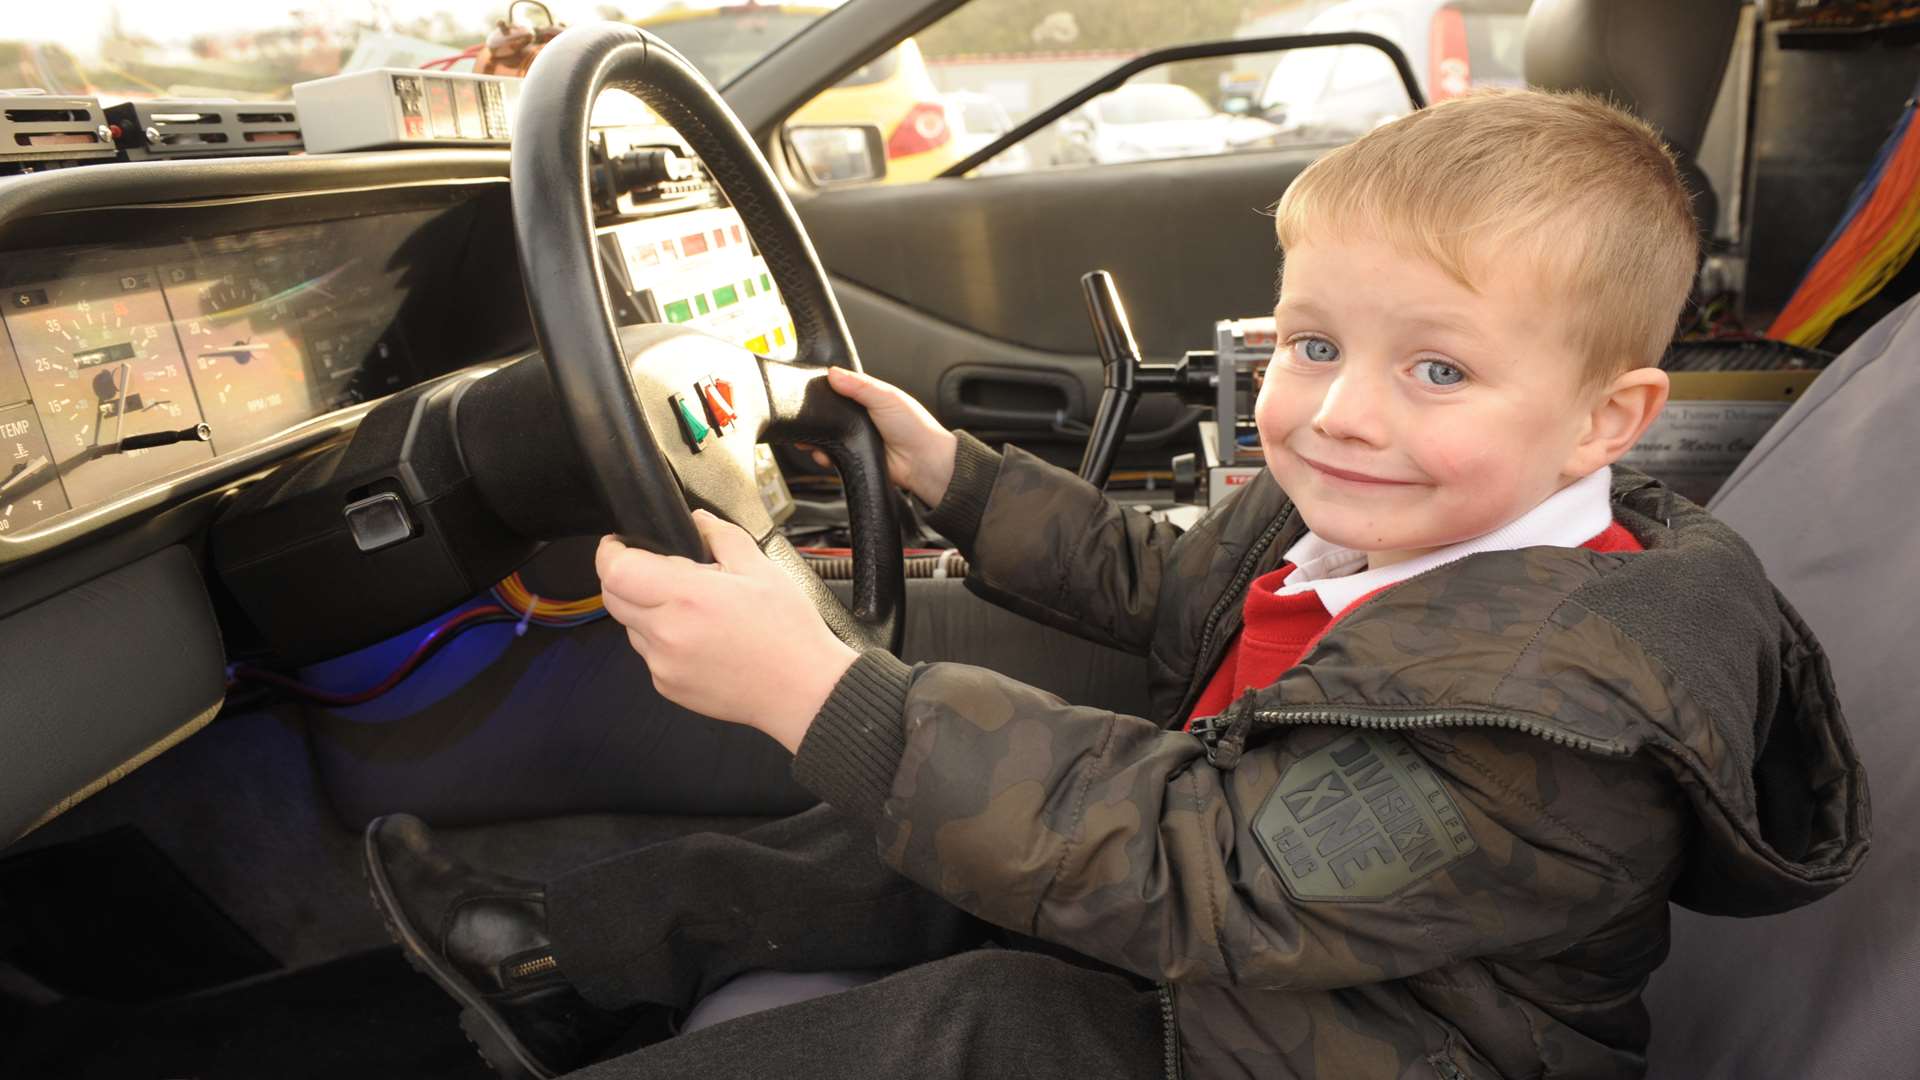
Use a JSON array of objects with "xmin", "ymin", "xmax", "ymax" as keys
[
  {"xmin": 1523, "ymin": 0, "xmax": 1743, "ymax": 239},
  {"xmin": 1641, "ymin": 297, "xmax": 1915, "ymax": 1077}
]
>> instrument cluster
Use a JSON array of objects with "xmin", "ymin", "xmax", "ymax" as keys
[{"xmin": 0, "ymin": 210, "xmax": 442, "ymax": 535}]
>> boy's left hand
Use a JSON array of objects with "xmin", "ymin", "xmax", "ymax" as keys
[{"xmin": 595, "ymin": 510, "xmax": 859, "ymax": 754}]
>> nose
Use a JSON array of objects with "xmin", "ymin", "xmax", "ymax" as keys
[{"xmin": 1310, "ymin": 367, "xmax": 1388, "ymax": 446}]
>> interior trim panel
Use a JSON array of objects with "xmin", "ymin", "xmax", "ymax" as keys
[{"xmin": 2, "ymin": 545, "xmax": 227, "ymax": 841}]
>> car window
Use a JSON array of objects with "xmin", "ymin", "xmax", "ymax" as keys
[
  {"xmin": 958, "ymin": 99, "xmax": 1005, "ymax": 134},
  {"xmin": 1095, "ymin": 85, "xmax": 1216, "ymax": 124},
  {"xmin": 781, "ymin": 0, "xmax": 1534, "ymax": 188}
]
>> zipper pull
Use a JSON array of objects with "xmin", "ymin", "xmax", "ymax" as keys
[{"xmin": 1199, "ymin": 693, "xmax": 1258, "ymax": 770}]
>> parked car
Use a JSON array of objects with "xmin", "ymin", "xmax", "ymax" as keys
[
  {"xmin": 944, "ymin": 89, "xmax": 1032, "ymax": 176},
  {"xmin": 637, "ymin": 5, "xmax": 964, "ymax": 184},
  {"xmin": 1052, "ymin": 82, "xmax": 1279, "ymax": 167},
  {"xmin": 1257, "ymin": 0, "xmax": 1531, "ymax": 143}
]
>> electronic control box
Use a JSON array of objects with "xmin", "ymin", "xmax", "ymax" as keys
[
  {"xmin": 0, "ymin": 93, "xmax": 116, "ymax": 170},
  {"xmin": 107, "ymin": 99, "xmax": 303, "ymax": 160},
  {"xmin": 1206, "ymin": 316, "xmax": 1275, "ymax": 503},
  {"xmin": 292, "ymin": 69, "xmax": 518, "ymax": 154}
]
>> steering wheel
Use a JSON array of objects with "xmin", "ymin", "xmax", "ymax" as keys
[{"xmin": 510, "ymin": 22, "xmax": 904, "ymax": 654}]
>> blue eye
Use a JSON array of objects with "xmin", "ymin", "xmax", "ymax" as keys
[
  {"xmin": 1413, "ymin": 359, "xmax": 1466, "ymax": 387},
  {"xmin": 1291, "ymin": 337, "xmax": 1339, "ymax": 364}
]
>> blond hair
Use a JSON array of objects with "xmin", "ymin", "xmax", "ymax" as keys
[{"xmin": 1273, "ymin": 89, "xmax": 1698, "ymax": 385}]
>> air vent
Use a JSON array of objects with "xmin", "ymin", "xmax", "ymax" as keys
[{"xmin": 105, "ymin": 99, "xmax": 304, "ymax": 160}]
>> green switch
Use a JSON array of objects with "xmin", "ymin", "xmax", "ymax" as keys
[{"xmin": 672, "ymin": 394, "xmax": 710, "ymax": 447}]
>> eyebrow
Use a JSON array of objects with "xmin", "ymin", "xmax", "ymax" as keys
[
  {"xmin": 1273, "ymin": 297, "xmax": 1332, "ymax": 322},
  {"xmin": 1277, "ymin": 298, "xmax": 1487, "ymax": 344},
  {"xmin": 1398, "ymin": 309, "xmax": 1487, "ymax": 342}
]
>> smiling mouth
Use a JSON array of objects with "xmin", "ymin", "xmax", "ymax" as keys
[{"xmin": 1298, "ymin": 455, "xmax": 1416, "ymax": 486}]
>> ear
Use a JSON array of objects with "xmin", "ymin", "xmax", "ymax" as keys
[{"xmin": 1563, "ymin": 367, "xmax": 1669, "ymax": 479}]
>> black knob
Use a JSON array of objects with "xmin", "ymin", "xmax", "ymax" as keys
[{"xmin": 611, "ymin": 148, "xmax": 695, "ymax": 193}]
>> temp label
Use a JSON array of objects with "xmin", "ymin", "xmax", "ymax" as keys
[{"xmin": 1254, "ymin": 732, "xmax": 1476, "ymax": 902}]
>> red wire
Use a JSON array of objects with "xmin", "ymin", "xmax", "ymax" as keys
[
  {"xmin": 420, "ymin": 45, "xmax": 484, "ymax": 71},
  {"xmin": 229, "ymin": 604, "xmax": 511, "ymax": 707}
]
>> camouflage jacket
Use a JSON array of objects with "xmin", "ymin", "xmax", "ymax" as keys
[{"xmin": 791, "ymin": 433, "xmax": 1870, "ymax": 1080}]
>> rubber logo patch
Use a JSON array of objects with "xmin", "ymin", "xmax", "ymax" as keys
[{"xmin": 1254, "ymin": 732, "xmax": 1476, "ymax": 901}]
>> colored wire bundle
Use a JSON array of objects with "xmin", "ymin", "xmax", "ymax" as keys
[
  {"xmin": 489, "ymin": 571, "xmax": 608, "ymax": 632},
  {"xmin": 227, "ymin": 603, "xmax": 517, "ymax": 707},
  {"xmin": 1769, "ymin": 81, "xmax": 1920, "ymax": 347},
  {"xmin": 227, "ymin": 573, "xmax": 608, "ymax": 706}
]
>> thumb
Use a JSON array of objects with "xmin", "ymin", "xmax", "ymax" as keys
[{"xmin": 692, "ymin": 509, "xmax": 774, "ymax": 577}]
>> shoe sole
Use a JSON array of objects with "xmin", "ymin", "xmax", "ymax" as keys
[{"xmin": 362, "ymin": 819, "xmax": 554, "ymax": 1080}]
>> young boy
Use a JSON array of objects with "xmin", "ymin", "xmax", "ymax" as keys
[{"xmin": 366, "ymin": 90, "xmax": 1866, "ymax": 1079}]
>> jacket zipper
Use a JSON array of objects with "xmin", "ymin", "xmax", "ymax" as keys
[
  {"xmin": 1191, "ymin": 704, "xmax": 1630, "ymax": 766},
  {"xmin": 1156, "ymin": 982, "xmax": 1184, "ymax": 1080},
  {"xmin": 1173, "ymin": 513, "xmax": 1291, "ymax": 719}
]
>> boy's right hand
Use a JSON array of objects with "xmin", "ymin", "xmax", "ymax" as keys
[{"xmin": 809, "ymin": 366, "xmax": 959, "ymax": 509}]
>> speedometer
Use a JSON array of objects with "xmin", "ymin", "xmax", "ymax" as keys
[{"xmin": 7, "ymin": 271, "xmax": 212, "ymax": 506}]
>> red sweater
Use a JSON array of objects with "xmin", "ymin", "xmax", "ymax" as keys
[{"xmin": 1185, "ymin": 521, "xmax": 1644, "ymax": 727}]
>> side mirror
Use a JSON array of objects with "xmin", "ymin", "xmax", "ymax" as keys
[
  {"xmin": 786, "ymin": 124, "xmax": 887, "ymax": 187},
  {"xmin": 1221, "ymin": 95, "xmax": 1252, "ymax": 116}
]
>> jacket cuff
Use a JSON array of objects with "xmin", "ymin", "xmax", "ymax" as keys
[
  {"xmin": 792, "ymin": 649, "xmax": 914, "ymax": 826},
  {"xmin": 922, "ymin": 431, "xmax": 1003, "ymax": 551}
]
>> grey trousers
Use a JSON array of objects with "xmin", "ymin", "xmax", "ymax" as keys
[{"xmin": 547, "ymin": 804, "xmax": 1166, "ymax": 1080}]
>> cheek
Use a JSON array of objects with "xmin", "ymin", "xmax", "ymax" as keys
[
  {"xmin": 1254, "ymin": 371, "xmax": 1309, "ymax": 443},
  {"xmin": 1405, "ymin": 424, "xmax": 1501, "ymax": 485}
]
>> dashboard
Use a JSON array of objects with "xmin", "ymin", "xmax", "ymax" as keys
[
  {"xmin": 0, "ymin": 108, "xmax": 811, "ymax": 845},
  {"xmin": 0, "ymin": 134, "xmax": 791, "ymax": 570}
]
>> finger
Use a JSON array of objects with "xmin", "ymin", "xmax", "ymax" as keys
[
  {"xmin": 810, "ymin": 448, "xmax": 833, "ymax": 470},
  {"xmin": 600, "ymin": 589, "xmax": 650, "ymax": 628},
  {"xmin": 599, "ymin": 544, "xmax": 704, "ymax": 607},
  {"xmin": 692, "ymin": 509, "xmax": 772, "ymax": 577},
  {"xmin": 595, "ymin": 534, "xmax": 625, "ymax": 580},
  {"xmin": 824, "ymin": 365, "xmax": 895, "ymax": 408}
]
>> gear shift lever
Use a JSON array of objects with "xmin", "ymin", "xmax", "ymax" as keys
[
  {"xmin": 1076, "ymin": 269, "xmax": 1236, "ymax": 491},
  {"xmin": 1078, "ymin": 270, "xmax": 1143, "ymax": 488}
]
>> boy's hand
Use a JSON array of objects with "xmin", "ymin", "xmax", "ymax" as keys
[
  {"xmin": 595, "ymin": 510, "xmax": 859, "ymax": 754},
  {"xmin": 809, "ymin": 366, "xmax": 958, "ymax": 508}
]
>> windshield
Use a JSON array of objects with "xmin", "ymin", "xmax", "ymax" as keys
[
  {"xmin": 8, "ymin": 1, "xmax": 841, "ymax": 101},
  {"xmin": 1098, "ymin": 86, "xmax": 1214, "ymax": 125}
]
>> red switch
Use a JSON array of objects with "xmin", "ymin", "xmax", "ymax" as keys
[
  {"xmin": 713, "ymin": 378, "xmax": 735, "ymax": 410},
  {"xmin": 700, "ymin": 380, "xmax": 735, "ymax": 430}
]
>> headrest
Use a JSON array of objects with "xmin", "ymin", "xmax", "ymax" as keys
[{"xmin": 1523, "ymin": 0, "xmax": 1742, "ymax": 159}]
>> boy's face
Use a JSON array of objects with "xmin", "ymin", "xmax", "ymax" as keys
[{"xmin": 1258, "ymin": 234, "xmax": 1603, "ymax": 566}]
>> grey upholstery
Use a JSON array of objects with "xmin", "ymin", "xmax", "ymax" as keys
[
  {"xmin": 1644, "ymin": 296, "xmax": 1919, "ymax": 1077},
  {"xmin": 680, "ymin": 970, "xmax": 883, "ymax": 1034},
  {"xmin": 1523, "ymin": 0, "xmax": 1743, "ymax": 234}
]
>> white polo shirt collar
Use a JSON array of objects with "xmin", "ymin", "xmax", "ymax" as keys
[{"xmin": 1276, "ymin": 466, "xmax": 1615, "ymax": 614}]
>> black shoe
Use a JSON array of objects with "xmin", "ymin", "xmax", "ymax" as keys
[{"xmin": 364, "ymin": 813, "xmax": 633, "ymax": 1079}]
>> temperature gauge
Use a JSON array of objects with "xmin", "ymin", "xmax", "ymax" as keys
[
  {"xmin": 6, "ymin": 271, "xmax": 212, "ymax": 506},
  {"xmin": 0, "ymin": 401, "xmax": 70, "ymax": 533}
]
